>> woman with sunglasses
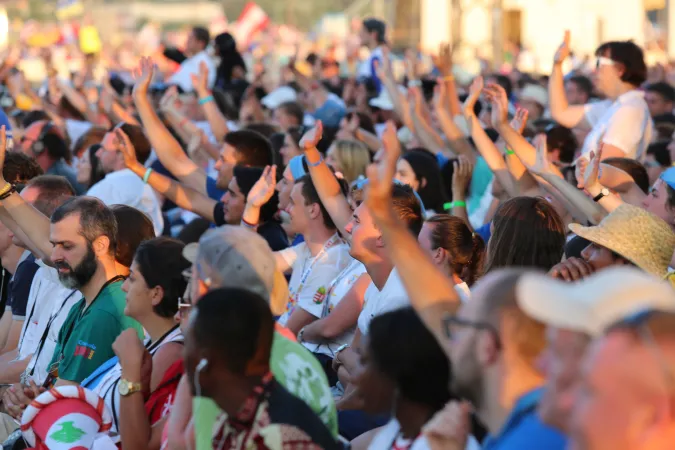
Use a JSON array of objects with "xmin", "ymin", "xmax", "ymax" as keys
[
  {"xmin": 549, "ymin": 31, "xmax": 651, "ymax": 161},
  {"xmin": 83, "ymin": 237, "xmax": 190, "ymax": 449}
]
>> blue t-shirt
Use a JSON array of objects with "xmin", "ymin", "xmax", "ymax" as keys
[
  {"xmin": 482, "ymin": 388, "xmax": 567, "ymax": 450},
  {"xmin": 476, "ymin": 222, "xmax": 492, "ymax": 243},
  {"xmin": 7, "ymin": 254, "xmax": 39, "ymax": 320},
  {"xmin": 206, "ymin": 175, "xmax": 225, "ymax": 201}
]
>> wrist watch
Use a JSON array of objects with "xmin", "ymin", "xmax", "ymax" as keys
[
  {"xmin": 297, "ymin": 327, "xmax": 306, "ymax": 343},
  {"xmin": 592, "ymin": 188, "xmax": 610, "ymax": 202},
  {"xmin": 118, "ymin": 379, "xmax": 142, "ymax": 396}
]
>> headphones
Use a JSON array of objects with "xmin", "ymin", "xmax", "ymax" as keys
[
  {"xmin": 31, "ymin": 121, "xmax": 55, "ymax": 155},
  {"xmin": 196, "ymin": 358, "xmax": 208, "ymax": 372}
]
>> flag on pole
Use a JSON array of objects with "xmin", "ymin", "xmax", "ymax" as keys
[{"xmin": 233, "ymin": 2, "xmax": 269, "ymax": 47}]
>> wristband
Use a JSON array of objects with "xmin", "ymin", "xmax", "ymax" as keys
[
  {"xmin": 142, "ymin": 168, "xmax": 153, "ymax": 184},
  {"xmin": 444, "ymin": 200, "xmax": 466, "ymax": 211},
  {"xmin": 409, "ymin": 79, "xmax": 422, "ymax": 88},
  {"xmin": 241, "ymin": 217, "xmax": 258, "ymax": 229},
  {"xmin": 308, "ymin": 155, "xmax": 324, "ymax": 168},
  {"xmin": 505, "ymin": 148, "xmax": 515, "ymax": 155},
  {"xmin": 198, "ymin": 95, "xmax": 214, "ymax": 106}
]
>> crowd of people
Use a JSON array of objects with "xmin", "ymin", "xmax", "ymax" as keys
[{"xmin": 0, "ymin": 13, "xmax": 669, "ymax": 450}]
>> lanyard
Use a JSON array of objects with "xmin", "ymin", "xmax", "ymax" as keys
[
  {"xmin": 313, "ymin": 259, "xmax": 360, "ymax": 355},
  {"xmin": 45, "ymin": 275, "xmax": 125, "ymax": 387},
  {"xmin": 292, "ymin": 234, "xmax": 342, "ymax": 302},
  {"xmin": 25, "ymin": 289, "xmax": 78, "ymax": 378}
]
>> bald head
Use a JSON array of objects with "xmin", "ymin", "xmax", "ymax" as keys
[{"xmin": 473, "ymin": 269, "xmax": 547, "ymax": 369}]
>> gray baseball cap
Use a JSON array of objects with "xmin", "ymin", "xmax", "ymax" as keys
[{"xmin": 182, "ymin": 225, "xmax": 288, "ymax": 310}]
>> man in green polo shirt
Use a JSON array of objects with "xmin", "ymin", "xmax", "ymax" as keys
[{"xmin": 0, "ymin": 197, "xmax": 144, "ymax": 419}]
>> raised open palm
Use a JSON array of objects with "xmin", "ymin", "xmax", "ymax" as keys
[
  {"xmin": 132, "ymin": 57, "xmax": 155, "ymax": 98},
  {"xmin": 247, "ymin": 165, "xmax": 277, "ymax": 208}
]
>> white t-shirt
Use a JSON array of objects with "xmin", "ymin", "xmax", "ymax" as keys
[
  {"xmin": 357, "ymin": 268, "xmax": 410, "ymax": 335},
  {"xmin": 301, "ymin": 259, "xmax": 368, "ymax": 357},
  {"xmin": 87, "ymin": 169, "xmax": 164, "ymax": 237},
  {"xmin": 168, "ymin": 50, "xmax": 216, "ymax": 92},
  {"xmin": 277, "ymin": 234, "xmax": 352, "ymax": 326},
  {"xmin": 65, "ymin": 119, "xmax": 93, "ymax": 150},
  {"xmin": 455, "ymin": 282, "xmax": 471, "ymax": 303},
  {"xmin": 369, "ymin": 418, "xmax": 481, "ymax": 450},
  {"xmin": 22, "ymin": 264, "xmax": 80, "ymax": 386},
  {"xmin": 581, "ymin": 90, "xmax": 653, "ymax": 161}
]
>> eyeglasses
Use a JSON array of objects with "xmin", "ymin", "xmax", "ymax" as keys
[
  {"xmin": 595, "ymin": 57, "xmax": 615, "ymax": 70},
  {"xmin": 443, "ymin": 314, "xmax": 502, "ymax": 350},
  {"xmin": 614, "ymin": 309, "xmax": 675, "ymax": 394}
]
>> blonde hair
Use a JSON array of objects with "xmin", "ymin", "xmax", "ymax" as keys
[{"xmin": 330, "ymin": 140, "xmax": 371, "ymax": 184}]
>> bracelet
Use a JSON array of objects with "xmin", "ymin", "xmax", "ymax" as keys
[
  {"xmin": 444, "ymin": 200, "xmax": 466, "ymax": 211},
  {"xmin": 408, "ymin": 79, "xmax": 422, "ymax": 88},
  {"xmin": 241, "ymin": 217, "xmax": 258, "ymax": 229},
  {"xmin": 0, "ymin": 183, "xmax": 14, "ymax": 200},
  {"xmin": 307, "ymin": 155, "xmax": 324, "ymax": 168},
  {"xmin": 142, "ymin": 168, "xmax": 153, "ymax": 184},
  {"xmin": 198, "ymin": 95, "xmax": 214, "ymax": 106},
  {"xmin": 505, "ymin": 148, "xmax": 515, "ymax": 155}
]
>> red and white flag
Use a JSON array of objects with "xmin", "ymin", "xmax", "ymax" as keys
[{"xmin": 233, "ymin": 2, "xmax": 269, "ymax": 47}]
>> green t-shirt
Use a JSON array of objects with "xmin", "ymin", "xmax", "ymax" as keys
[
  {"xmin": 193, "ymin": 332, "xmax": 338, "ymax": 449},
  {"xmin": 47, "ymin": 280, "xmax": 143, "ymax": 383}
]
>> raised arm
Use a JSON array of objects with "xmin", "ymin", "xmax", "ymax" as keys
[
  {"xmin": 116, "ymin": 128, "xmax": 217, "ymax": 223},
  {"xmin": 527, "ymin": 135, "xmax": 607, "ymax": 225},
  {"xmin": 132, "ymin": 58, "xmax": 208, "ymax": 194},
  {"xmin": 408, "ymin": 86, "xmax": 448, "ymax": 155},
  {"xmin": 434, "ymin": 80, "xmax": 475, "ymax": 161},
  {"xmin": 365, "ymin": 121, "xmax": 462, "ymax": 347},
  {"xmin": 191, "ymin": 61, "xmax": 229, "ymax": 142},
  {"xmin": 549, "ymin": 31, "xmax": 588, "ymax": 129},
  {"xmin": 301, "ymin": 122, "xmax": 354, "ymax": 237},
  {"xmin": 462, "ymin": 77, "xmax": 518, "ymax": 197},
  {"xmin": 577, "ymin": 148, "xmax": 628, "ymax": 214}
]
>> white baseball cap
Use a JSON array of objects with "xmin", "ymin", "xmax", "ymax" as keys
[
  {"xmin": 516, "ymin": 267, "xmax": 675, "ymax": 337},
  {"xmin": 261, "ymin": 86, "xmax": 298, "ymax": 110}
]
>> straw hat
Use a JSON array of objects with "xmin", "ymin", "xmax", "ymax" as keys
[{"xmin": 569, "ymin": 203, "xmax": 675, "ymax": 278}]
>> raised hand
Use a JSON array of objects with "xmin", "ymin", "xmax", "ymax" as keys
[
  {"xmin": 159, "ymin": 85, "xmax": 179, "ymax": 113},
  {"xmin": 582, "ymin": 147, "xmax": 603, "ymax": 191},
  {"xmin": 452, "ymin": 156, "xmax": 473, "ymax": 200},
  {"xmin": 483, "ymin": 83, "xmax": 509, "ymax": 127},
  {"xmin": 554, "ymin": 30, "xmax": 571, "ymax": 65},
  {"xmin": 528, "ymin": 133, "xmax": 552, "ymax": 176},
  {"xmin": 247, "ymin": 165, "xmax": 277, "ymax": 208},
  {"xmin": 463, "ymin": 76, "xmax": 483, "ymax": 118},
  {"xmin": 190, "ymin": 61, "xmax": 210, "ymax": 97},
  {"xmin": 299, "ymin": 121, "xmax": 324, "ymax": 150},
  {"xmin": 510, "ymin": 107, "xmax": 529, "ymax": 135},
  {"xmin": 365, "ymin": 120, "xmax": 400, "ymax": 219},
  {"xmin": 433, "ymin": 43, "xmax": 453, "ymax": 76},
  {"xmin": 115, "ymin": 128, "xmax": 142, "ymax": 171},
  {"xmin": 132, "ymin": 56, "xmax": 155, "ymax": 98}
]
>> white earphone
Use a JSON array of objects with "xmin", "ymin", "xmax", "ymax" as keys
[{"xmin": 196, "ymin": 358, "xmax": 208, "ymax": 372}]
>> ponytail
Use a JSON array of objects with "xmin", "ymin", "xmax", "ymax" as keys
[{"xmin": 462, "ymin": 232, "xmax": 486, "ymax": 286}]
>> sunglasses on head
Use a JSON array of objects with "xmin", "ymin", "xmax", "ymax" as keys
[{"xmin": 595, "ymin": 56, "xmax": 615, "ymax": 70}]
